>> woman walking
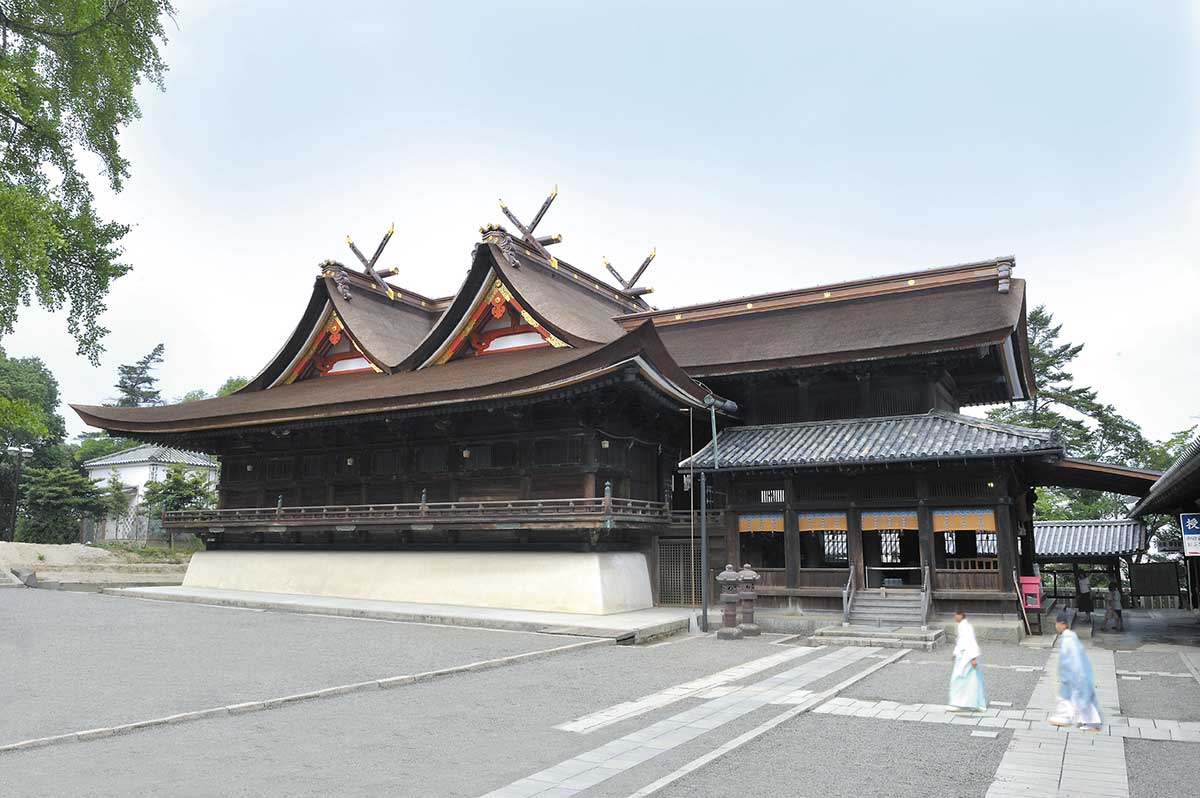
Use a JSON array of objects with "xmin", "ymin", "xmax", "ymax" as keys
[{"xmin": 949, "ymin": 610, "xmax": 987, "ymax": 712}]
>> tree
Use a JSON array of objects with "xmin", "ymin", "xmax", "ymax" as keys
[
  {"xmin": 113, "ymin": 342, "xmax": 163, "ymax": 406},
  {"xmin": 15, "ymin": 465, "xmax": 103, "ymax": 543},
  {"xmin": 72, "ymin": 430, "xmax": 133, "ymax": 465},
  {"xmin": 216, "ymin": 376, "xmax": 247, "ymax": 397},
  {"xmin": 179, "ymin": 388, "xmax": 208, "ymax": 403},
  {"xmin": 141, "ymin": 464, "xmax": 214, "ymax": 513},
  {"xmin": 989, "ymin": 306, "xmax": 1100, "ymax": 454},
  {"xmin": 0, "ymin": 0, "xmax": 175, "ymax": 363},
  {"xmin": 0, "ymin": 346, "xmax": 66, "ymax": 444},
  {"xmin": 99, "ymin": 467, "xmax": 130, "ymax": 519}
]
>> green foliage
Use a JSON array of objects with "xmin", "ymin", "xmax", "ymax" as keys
[
  {"xmin": 114, "ymin": 342, "xmax": 163, "ymax": 406},
  {"xmin": 99, "ymin": 467, "xmax": 131, "ymax": 518},
  {"xmin": 14, "ymin": 465, "xmax": 103, "ymax": 543},
  {"xmin": 0, "ymin": 345, "xmax": 65, "ymax": 444},
  {"xmin": 216, "ymin": 376, "xmax": 248, "ymax": 397},
  {"xmin": 0, "ymin": 1, "xmax": 175, "ymax": 362},
  {"xmin": 990, "ymin": 304, "xmax": 1197, "ymax": 558},
  {"xmin": 141, "ymin": 464, "xmax": 214, "ymax": 513},
  {"xmin": 181, "ymin": 375, "xmax": 247, "ymax": 403},
  {"xmin": 72, "ymin": 431, "xmax": 133, "ymax": 465}
]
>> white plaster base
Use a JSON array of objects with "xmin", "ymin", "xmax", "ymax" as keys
[{"xmin": 182, "ymin": 550, "xmax": 654, "ymax": 615}]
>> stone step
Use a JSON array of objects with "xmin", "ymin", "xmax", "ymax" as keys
[
  {"xmin": 805, "ymin": 634, "xmax": 937, "ymax": 651},
  {"xmin": 814, "ymin": 625, "xmax": 943, "ymax": 642},
  {"xmin": 851, "ymin": 599, "xmax": 923, "ymax": 606},
  {"xmin": 852, "ymin": 594, "xmax": 924, "ymax": 603},
  {"xmin": 849, "ymin": 615, "xmax": 926, "ymax": 626},
  {"xmin": 844, "ymin": 609, "xmax": 926, "ymax": 624}
]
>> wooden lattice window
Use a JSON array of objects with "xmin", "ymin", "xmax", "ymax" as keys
[
  {"xmin": 265, "ymin": 457, "xmax": 293, "ymax": 482},
  {"xmin": 461, "ymin": 442, "xmax": 518, "ymax": 471},
  {"xmin": 533, "ymin": 437, "xmax": 584, "ymax": 466},
  {"xmin": 794, "ymin": 480, "xmax": 848, "ymax": 501},
  {"xmin": 414, "ymin": 445, "xmax": 448, "ymax": 474},
  {"xmin": 658, "ymin": 539, "xmax": 702, "ymax": 606},
  {"xmin": 931, "ymin": 478, "xmax": 992, "ymax": 498},
  {"xmin": 301, "ymin": 454, "xmax": 326, "ymax": 481},
  {"xmin": 859, "ymin": 479, "xmax": 911, "ymax": 500},
  {"xmin": 371, "ymin": 449, "xmax": 399, "ymax": 476}
]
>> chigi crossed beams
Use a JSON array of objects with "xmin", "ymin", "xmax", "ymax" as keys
[{"xmin": 321, "ymin": 186, "xmax": 658, "ymax": 303}]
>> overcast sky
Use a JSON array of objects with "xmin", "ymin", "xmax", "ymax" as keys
[{"xmin": 7, "ymin": 0, "xmax": 1198, "ymax": 442}]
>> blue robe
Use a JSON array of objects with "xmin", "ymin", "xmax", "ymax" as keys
[{"xmin": 1052, "ymin": 629, "xmax": 1102, "ymax": 726}]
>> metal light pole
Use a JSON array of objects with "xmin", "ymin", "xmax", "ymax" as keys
[
  {"xmin": 5, "ymin": 445, "xmax": 34, "ymax": 542},
  {"xmin": 699, "ymin": 394, "xmax": 738, "ymax": 632}
]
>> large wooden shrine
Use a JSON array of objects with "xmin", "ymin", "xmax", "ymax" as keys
[{"xmin": 74, "ymin": 190, "xmax": 1158, "ymax": 619}]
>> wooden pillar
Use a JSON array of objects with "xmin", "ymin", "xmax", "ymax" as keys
[
  {"xmin": 995, "ymin": 499, "xmax": 1017, "ymax": 593},
  {"xmin": 916, "ymin": 474, "xmax": 935, "ymax": 591},
  {"xmin": 917, "ymin": 501, "xmax": 935, "ymax": 591},
  {"xmin": 847, "ymin": 504, "xmax": 864, "ymax": 589},
  {"xmin": 784, "ymin": 477, "xmax": 800, "ymax": 588}
]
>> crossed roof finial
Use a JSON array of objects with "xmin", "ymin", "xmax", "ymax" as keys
[
  {"xmin": 496, "ymin": 185, "xmax": 563, "ymax": 265},
  {"xmin": 602, "ymin": 248, "xmax": 656, "ymax": 297},
  {"xmin": 344, "ymin": 223, "xmax": 400, "ymax": 300}
]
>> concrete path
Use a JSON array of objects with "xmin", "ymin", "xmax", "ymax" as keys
[
  {"xmin": 1029, "ymin": 646, "xmax": 1120, "ymax": 716},
  {"xmin": 106, "ymin": 585, "xmax": 693, "ymax": 641},
  {"xmin": 480, "ymin": 646, "xmax": 884, "ymax": 797}
]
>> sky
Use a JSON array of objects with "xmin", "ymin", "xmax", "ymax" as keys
[{"xmin": 6, "ymin": 0, "xmax": 1199, "ymax": 442}]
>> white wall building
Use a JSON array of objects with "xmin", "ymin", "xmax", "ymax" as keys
[{"xmin": 83, "ymin": 444, "xmax": 218, "ymax": 540}]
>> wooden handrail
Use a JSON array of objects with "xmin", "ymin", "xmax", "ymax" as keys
[{"xmin": 165, "ymin": 497, "xmax": 672, "ymax": 525}]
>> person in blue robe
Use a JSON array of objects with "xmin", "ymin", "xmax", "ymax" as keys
[{"xmin": 1049, "ymin": 614, "xmax": 1103, "ymax": 730}]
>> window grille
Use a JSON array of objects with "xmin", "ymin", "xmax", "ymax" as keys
[
  {"xmin": 880, "ymin": 531, "xmax": 902, "ymax": 564},
  {"xmin": 823, "ymin": 531, "xmax": 848, "ymax": 562}
]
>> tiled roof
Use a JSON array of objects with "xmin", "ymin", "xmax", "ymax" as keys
[
  {"xmin": 677, "ymin": 409, "xmax": 1062, "ymax": 471},
  {"xmin": 82, "ymin": 444, "xmax": 217, "ymax": 470},
  {"xmin": 1034, "ymin": 519, "xmax": 1145, "ymax": 558},
  {"xmin": 1131, "ymin": 436, "xmax": 1200, "ymax": 517}
]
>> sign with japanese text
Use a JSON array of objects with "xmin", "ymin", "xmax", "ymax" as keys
[{"xmin": 1181, "ymin": 513, "xmax": 1200, "ymax": 557}]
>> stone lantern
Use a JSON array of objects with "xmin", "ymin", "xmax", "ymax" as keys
[
  {"xmin": 715, "ymin": 564, "xmax": 743, "ymax": 640},
  {"xmin": 737, "ymin": 563, "xmax": 761, "ymax": 636}
]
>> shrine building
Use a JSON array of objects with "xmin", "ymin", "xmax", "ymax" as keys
[{"xmin": 73, "ymin": 191, "xmax": 1158, "ymax": 622}]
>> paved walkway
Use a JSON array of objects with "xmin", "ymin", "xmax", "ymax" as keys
[
  {"xmin": 106, "ymin": 586, "xmax": 693, "ymax": 641},
  {"xmin": 481, "ymin": 646, "xmax": 885, "ymax": 797}
]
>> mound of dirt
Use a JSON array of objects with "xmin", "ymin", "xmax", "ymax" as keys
[{"xmin": 0, "ymin": 541, "xmax": 123, "ymax": 571}]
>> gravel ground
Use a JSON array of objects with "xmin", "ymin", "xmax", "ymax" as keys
[
  {"xmin": 1127, "ymin": 739, "xmax": 1200, "ymax": 798},
  {"xmin": 1117, "ymin": 674, "xmax": 1200, "ymax": 721},
  {"xmin": 1114, "ymin": 650, "xmax": 1192, "ymax": 674},
  {"xmin": 0, "ymin": 589, "xmax": 592, "ymax": 743},
  {"xmin": 0, "ymin": 637, "xmax": 868, "ymax": 797},
  {"xmin": 655, "ymin": 713, "xmax": 1008, "ymax": 798},
  {"xmin": 841, "ymin": 650, "xmax": 1045, "ymax": 707}
]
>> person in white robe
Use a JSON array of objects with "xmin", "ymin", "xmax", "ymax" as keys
[
  {"xmin": 948, "ymin": 610, "xmax": 987, "ymax": 712},
  {"xmin": 1049, "ymin": 614, "xmax": 1103, "ymax": 730}
]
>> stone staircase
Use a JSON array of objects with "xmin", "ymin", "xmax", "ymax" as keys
[
  {"xmin": 848, "ymin": 588, "xmax": 926, "ymax": 627},
  {"xmin": 808, "ymin": 624, "xmax": 944, "ymax": 651}
]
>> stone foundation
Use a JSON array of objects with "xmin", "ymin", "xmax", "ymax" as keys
[{"xmin": 182, "ymin": 550, "xmax": 654, "ymax": 615}]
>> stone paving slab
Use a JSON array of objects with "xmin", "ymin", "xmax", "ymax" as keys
[{"xmin": 107, "ymin": 585, "xmax": 693, "ymax": 641}]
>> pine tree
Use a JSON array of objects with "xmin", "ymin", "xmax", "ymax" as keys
[{"xmin": 114, "ymin": 343, "xmax": 164, "ymax": 407}]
